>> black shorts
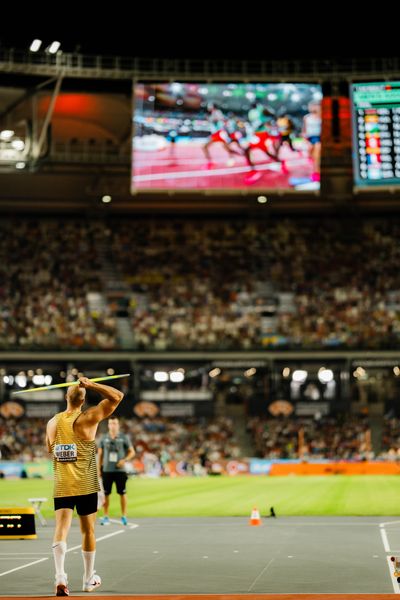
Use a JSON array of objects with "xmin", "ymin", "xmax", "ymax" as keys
[
  {"xmin": 54, "ymin": 492, "xmax": 98, "ymax": 516},
  {"xmin": 102, "ymin": 472, "xmax": 128, "ymax": 495}
]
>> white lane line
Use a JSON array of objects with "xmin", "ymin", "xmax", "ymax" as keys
[
  {"xmin": 0, "ymin": 558, "xmax": 45, "ymax": 561},
  {"xmin": 136, "ymin": 521, "xmax": 384, "ymax": 527},
  {"xmin": 387, "ymin": 556, "xmax": 400, "ymax": 594},
  {"xmin": 379, "ymin": 523, "xmax": 399, "ymax": 593},
  {"xmin": 0, "ymin": 553, "xmax": 50, "ymax": 556},
  {"xmin": 247, "ymin": 557, "xmax": 274, "ymax": 592},
  {"xmin": 95, "ymin": 530, "xmax": 125, "ymax": 543},
  {"xmin": 0, "ymin": 557, "xmax": 48, "ymax": 577},
  {"xmin": 380, "ymin": 520, "xmax": 400, "ymax": 527},
  {"xmin": 380, "ymin": 526, "xmax": 391, "ymax": 552},
  {"xmin": 109, "ymin": 518, "xmax": 124, "ymax": 525},
  {"xmin": 102, "ymin": 519, "xmax": 139, "ymax": 529},
  {"xmin": 108, "ymin": 518, "xmax": 139, "ymax": 530},
  {"xmin": 67, "ymin": 529, "xmax": 125, "ymax": 552},
  {"xmin": 0, "ymin": 527, "xmax": 125, "ymax": 576}
]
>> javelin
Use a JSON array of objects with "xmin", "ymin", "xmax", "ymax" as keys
[{"xmin": 12, "ymin": 373, "xmax": 131, "ymax": 395}]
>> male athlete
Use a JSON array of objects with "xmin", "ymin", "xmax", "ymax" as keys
[
  {"xmin": 46, "ymin": 377, "xmax": 124, "ymax": 596},
  {"xmin": 98, "ymin": 416, "xmax": 135, "ymax": 526}
]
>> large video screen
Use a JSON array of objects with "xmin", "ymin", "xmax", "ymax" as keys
[
  {"xmin": 351, "ymin": 81, "xmax": 400, "ymax": 187},
  {"xmin": 132, "ymin": 83, "xmax": 322, "ymax": 193}
]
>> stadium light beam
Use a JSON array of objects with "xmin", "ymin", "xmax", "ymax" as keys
[{"xmin": 30, "ymin": 39, "xmax": 42, "ymax": 52}]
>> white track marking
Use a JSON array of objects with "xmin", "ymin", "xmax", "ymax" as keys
[
  {"xmin": 0, "ymin": 527, "xmax": 126, "ymax": 577},
  {"xmin": 0, "ymin": 558, "xmax": 45, "ymax": 561},
  {"xmin": 108, "ymin": 518, "xmax": 139, "ymax": 530},
  {"xmin": 380, "ymin": 526, "xmax": 391, "ymax": 552},
  {"xmin": 248, "ymin": 558, "xmax": 274, "ymax": 591},
  {"xmin": 66, "ymin": 529, "xmax": 125, "ymax": 553},
  {"xmin": 0, "ymin": 557, "xmax": 48, "ymax": 577},
  {"xmin": 387, "ymin": 556, "xmax": 400, "ymax": 593},
  {"xmin": 109, "ymin": 518, "xmax": 125, "ymax": 525},
  {"xmin": 137, "ymin": 520, "xmax": 384, "ymax": 527},
  {"xmin": 380, "ymin": 520, "xmax": 400, "ymax": 527},
  {"xmin": 379, "ymin": 523, "xmax": 399, "ymax": 593},
  {"xmin": 0, "ymin": 553, "xmax": 50, "ymax": 556},
  {"xmin": 91, "ymin": 530, "xmax": 125, "ymax": 544}
]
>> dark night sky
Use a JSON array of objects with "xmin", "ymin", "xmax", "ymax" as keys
[{"xmin": 0, "ymin": 12, "xmax": 398, "ymax": 61}]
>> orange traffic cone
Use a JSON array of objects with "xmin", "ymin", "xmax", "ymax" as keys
[{"xmin": 249, "ymin": 507, "xmax": 262, "ymax": 526}]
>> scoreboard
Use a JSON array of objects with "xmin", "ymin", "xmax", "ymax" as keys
[
  {"xmin": 0, "ymin": 507, "xmax": 37, "ymax": 539},
  {"xmin": 351, "ymin": 81, "xmax": 400, "ymax": 187}
]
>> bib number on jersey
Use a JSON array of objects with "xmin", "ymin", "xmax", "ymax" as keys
[{"xmin": 54, "ymin": 443, "xmax": 78, "ymax": 462}]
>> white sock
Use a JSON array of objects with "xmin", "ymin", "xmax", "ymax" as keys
[
  {"xmin": 82, "ymin": 550, "xmax": 96, "ymax": 581},
  {"xmin": 52, "ymin": 540, "xmax": 67, "ymax": 578}
]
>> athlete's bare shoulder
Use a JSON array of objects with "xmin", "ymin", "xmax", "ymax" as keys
[
  {"xmin": 73, "ymin": 408, "xmax": 100, "ymax": 441},
  {"xmin": 46, "ymin": 415, "xmax": 57, "ymax": 451}
]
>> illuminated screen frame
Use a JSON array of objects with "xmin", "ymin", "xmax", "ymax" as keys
[
  {"xmin": 131, "ymin": 81, "xmax": 323, "ymax": 195},
  {"xmin": 351, "ymin": 80, "xmax": 400, "ymax": 189}
]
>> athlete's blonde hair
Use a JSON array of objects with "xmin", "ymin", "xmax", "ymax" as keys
[{"xmin": 66, "ymin": 385, "xmax": 86, "ymax": 408}]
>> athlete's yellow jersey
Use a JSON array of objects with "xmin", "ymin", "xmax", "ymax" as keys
[{"xmin": 51, "ymin": 410, "xmax": 99, "ymax": 498}]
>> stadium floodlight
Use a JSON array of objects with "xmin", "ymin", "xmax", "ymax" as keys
[
  {"xmin": 170, "ymin": 371, "xmax": 185, "ymax": 383},
  {"xmin": 47, "ymin": 41, "xmax": 61, "ymax": 54},
  {"xmin": 209, "ymin": 368, "xmax": 221, "ymax": 378},
  {"xmin": 11, "ymin": 139, "xmax": 25, "ymax": 151},
  {"xmin": 292, "ymin": 369, "xmax": 308, "ymax": 383},
  {"xmin": 244, "ymin": 368, "xmax": 257, "ymax": 377},
  {"xmin": 318, "ymin": 368, "xmax": 334, "ymax": 384},
  {"xmin": 30, "ymin": 39, "xmax": 42, "ymax": 52},
  {"xmin": 15, "ymin": 373, "xmax": 27, "ymax": 388},
  {"xmin": 154, "ymin": 371, "xmax": 168, "ymax": 382},
  {"xmin": 0, "ymin": 130, "xmax": 15, "ymax": 141}
]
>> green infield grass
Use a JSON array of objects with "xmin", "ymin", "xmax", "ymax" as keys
[{"xmin": 0, "ymin": 475, "xmax": 399, "ymax": 517}]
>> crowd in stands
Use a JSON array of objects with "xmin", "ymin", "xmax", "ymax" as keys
[
  {"xmin": 0, "ymin": 220, "xmax": 116, "ymax": 349},
  {"xmin": 2, "ymin": 216, "xmax": 400, "ymax": 350},
  {"xmin": 380, "ymin": 417, "xmax": 400, "ymax": 459},
  {"xmin": 3, "ymin": 414, "xmax": 400, "ymax": 473},
  {"xmin": 0, "ymin": 415, "xmax": 241, "ymax": 476},
  {"xmin": 247, "ymin": 416, "xmax": 373, "ymax": 460},
  {"xmin": 118, "ymin": 416, "xmax": 241, "ymax": 476},
  {"xmin": 0, "ymin": 417, "xmax": 48, "ymax": 462}
]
